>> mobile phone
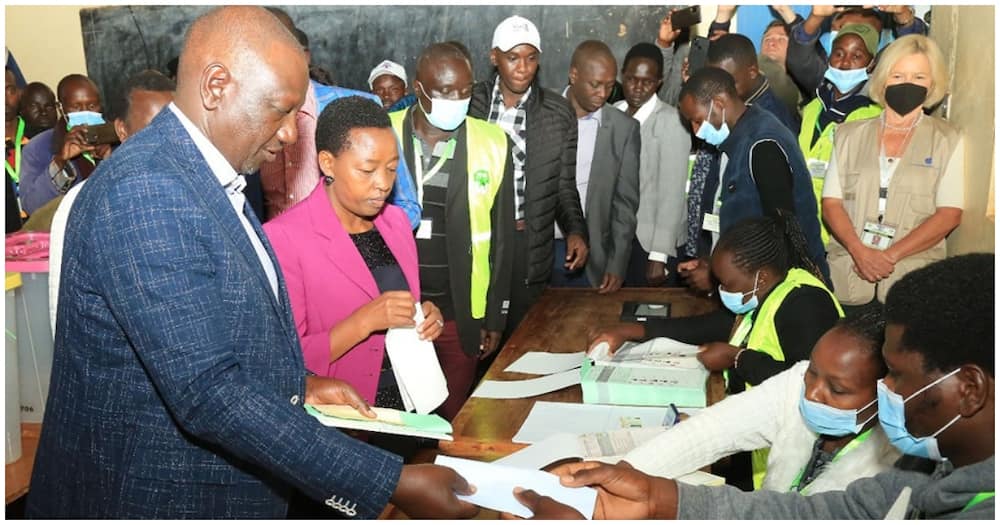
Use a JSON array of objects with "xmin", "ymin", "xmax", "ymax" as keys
[
  {"xmin": 687, "ymin": 36, "xmax": 711, "ymax": 74},
  {"xmin": 670, "ymin": 5, "xmax": 702, "ymax": 30},
  {"xmin": 83, "ymin": 123, "xmax": 119, "ymax": 145}
]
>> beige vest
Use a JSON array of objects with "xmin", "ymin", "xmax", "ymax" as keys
[{"xmin": 826, "ymin": 116, "xmax": 961, "ymax": 304}]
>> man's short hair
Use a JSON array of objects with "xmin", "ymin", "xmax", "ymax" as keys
[
  {"xmin": 679, "ymin": 66, "xmax": 738, "ymax": 104},
  {"xmin": 763, "ymin": 19, "xmax": 789, "ymax": 36},
  {"xmin": 315, "ymin": 95, "xmax": 391, "ymax": 156},
  {"xmin": 623, "ymin": 42, "xmax": 664, "ymax": 78},
  {"xmin": 884, "ymin": 254, "xmax": 994, "ymax": 376},
  {"xmin": 111, "ymin": 70, "xmax": 175, "ymax": 123},
  {"xmin": 707, "ymin": 33, "xmax": 759, "ymax": 69},
  {"xmin": 56, "ymin": 73, "xmax": 95, "ymax": 104},
  {"xmin": 293, "ymin": 28, "xmax": 309, "ymax": 50}
]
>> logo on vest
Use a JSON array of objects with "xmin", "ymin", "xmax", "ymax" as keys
[{"xmin": 473, "ymin": 170, "xmax": 490, "ymax": 193}]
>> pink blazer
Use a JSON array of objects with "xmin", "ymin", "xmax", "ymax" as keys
[{"xmin": 263, "ymin": 182, "xmax": 420, "ymax": 404}]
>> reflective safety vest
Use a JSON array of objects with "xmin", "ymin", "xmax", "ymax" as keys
[
  {"xmin": 388, "ymin": 111, "xmax": 507, "ymax": 319},
  {"xmin": 728, "ymin": 267, "xmax": 845, "ymax": 489},
  {"xmin": 798, "ymin": 99, "xmax": 882, "ymax": 245}
]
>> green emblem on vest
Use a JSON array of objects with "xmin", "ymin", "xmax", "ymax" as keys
[{"xmin": 473, "ymin": 169, "xmax": 490, "ymax": 193}]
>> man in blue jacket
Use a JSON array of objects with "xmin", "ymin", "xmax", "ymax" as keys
[{"xmin": 27, "ymin": 7, "xmax": 476, "ymax": 519}]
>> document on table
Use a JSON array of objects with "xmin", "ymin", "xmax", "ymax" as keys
[
  {"xmin": 471, "ymin": 369, "xmax": 581, "ymax": 399},
  {"xmin": 384, "ymin": 304, "xmax": 449, "ymax": 414},
  {"xmin": 589, "ymin": 337, "xmax": 703, "ymax": 369},
  {"xmin": 504, "ymin": 351, "xmax": 587, "ymax": 375},
  {"xmin": 512, "ymin": 401, "xmax": 677, "ymax": 444},
  {"xmin": 435, "ymin": 455, "xmax": 596, "ymax": 519},
  {"xmin": 495, "ymin": 427, "xmax": 667, "ymax": 470}
]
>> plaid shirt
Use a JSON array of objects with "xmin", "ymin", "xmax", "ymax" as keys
[{"xmin": 486, "ymin": 78, "xmax": 530, "ymax": 221}]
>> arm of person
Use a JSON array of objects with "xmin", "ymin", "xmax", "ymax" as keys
[
  {"xmin": 554, "ymin": 106, "xmax": 587, "ymax": 239},
  {"xmin": 643, "ymin": 308, "xmax": 736, "ymax": 345},
  {"xmin": 750, "ymin": 139, "xmax": 796, "ymax": 216},
  {"xmin": 708, "ymin": 5, "xmax": 737, "ymax": 38},
  {"xmin": 388, "ymin": 141, "xmax": 422, "ymax": 230},
  {"xmin": 786, "ymin": 7, "xmax": 833, "ymax": 95},
  {"xmin": 735, "ymin": 286, "xmax": 841, "ymax": 386},
  {"xmin": 484, "ymin": 140, "xmax": 516, "ymax": 336},
  {"xmin": 882, "ymin": 5, "xmax": 929, "ymax": 36},
  {"xmin": 19, "ymin": 135, "xmax": 65, "ymax": 214},
  {"xmin": 602, "ymin": 120, "xmax": 642, "ymax": 287},
  {"xmin": 658, "ymin": 39, "xmax": 689, "ymax": 108},
  {"xmin": 647, "ymin": 114, "xmax": 692, "ymax": 264},
  {"xmin": 623, "ymin": 362, "xmax": 804, "ymax": 478},
  {"xmin": 96, "ymin": 179, "xmax": 403, "ymax": 518}
]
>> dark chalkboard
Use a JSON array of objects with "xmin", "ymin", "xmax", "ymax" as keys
[{"xmin": 80, "ymin": 5, "xmax": 680, "ymax": 119}]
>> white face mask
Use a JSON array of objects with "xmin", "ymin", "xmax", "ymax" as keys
[{"xmin": 416, "ymin": 81, "xmax": 470, "ymax": 131}]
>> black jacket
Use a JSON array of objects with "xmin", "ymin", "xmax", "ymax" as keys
[{"xmin": 469, "ymin": 75, "xmax": 587, "ymax": 285}]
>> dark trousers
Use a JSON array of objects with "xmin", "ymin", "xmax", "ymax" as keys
[
  {"xmin": 624, "ymin": 237, "xmax": 682, "ymax": 288},
  {"xmin": 549, "ymin": 238, "xmax": 591, "ymax": 288},
  {"xmin": 434, "ymin": 320, "xmax": 477, "ymax": 421}
]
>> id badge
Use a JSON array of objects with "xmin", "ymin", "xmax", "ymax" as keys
[
  {"xmin": 807, "ymin": 159, "xmax": 829, "ymax": 179},
  {"xmin": 702, "ymin": 213, "xmax": 721, "ymax": 233},
  {"xmin": 416, "ymin": 219, "xmax": 433, "ymax": 240},
  {"xmin": 860, "ymin": 220, "xmax": 897, "ymax": 250}
]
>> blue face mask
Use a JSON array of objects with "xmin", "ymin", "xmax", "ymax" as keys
[
  {"xmin": 416, "ymin": 81, "xmax": 470, "ymax": 131},
  {"xmin": 824, "ymin": 65, "xmax": 869, "ymax": 94},
  {"xmin": 718, "ymin": 270, "xmax": 760, "ymax": 315},
  {"xmin": 65, "ymin": 110, "xmax": 105, "ymax": 130},
  {"xmin": 695, "ymin": 101, "xmax": 729, "ymax": 147},
  {"xmin": 799, "ymin": 384, "xmax": 877, "ymax": 437},
  {"xmin": 876, "ymin": 369, "xmax": 962, "ymax": 460}
]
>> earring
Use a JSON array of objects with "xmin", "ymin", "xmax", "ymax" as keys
[{"xmin": 322, "ymin": 175, "xmax": 334, "ymax": 186}]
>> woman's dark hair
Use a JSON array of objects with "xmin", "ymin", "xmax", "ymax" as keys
[
  {"xmin": 315, "ymin": 95, "xmax": 391, "ymax": 156},
  {"xmin": 714, "ymin": 211, "xmax": 823, "ymax": 280},
  {"xmin": 834, "ymin": 304, "xmax": 888, "ymax": 378}
]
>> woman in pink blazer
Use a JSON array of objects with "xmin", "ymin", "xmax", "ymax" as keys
[{"xmin": 264, "ymin": 96, "xmax": 442, "ymax": 407}]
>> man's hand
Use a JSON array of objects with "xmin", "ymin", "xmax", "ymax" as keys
[
  {"xmin": 303, "ymin": 376, "xmax": 376, "ymax": 418},
  {"xmin": 849, "ymin": 245, "xmax": 895, "ymax": 283},
  {"xmin": 696, "ymin": 342, "xmax": 740, "ymax": 372},
  {"xmin": 878, "ymin": 5, "xmax": 916, "ymax": 25},
  {"xmin": 656, "ymin": 9, "xmax": 682, "ymax": 48},
  {"xmin": 771, "ymin": 5, "xmax": 798, "ymax": 24},
  {"xmin": 416, "ymin": 301, "xmax": 444, "ymax": 341},
  {"xmin": 809, "ymin": 4, "xmax": 842, "ymax": 19},
  {"xmin": 645, "ymin": 260, "xmax": 668, "ymax": 287},
  {"xmin": 479, "ymin": 329, "xmax": 502, "ymax": 361},
  {"xmin": 586, "ymin": 322, "xmax": 645, "ymax": 354},
  {"xmin": 715, "ymin": 5, "xmax": 738, "ymax": 23},
  {"xmin": 55, "ymin": 126, "xmax": 97, "ymax": 167},
  {"xmin": 549, "ymin": 461, "xmax": 677, "ymax": 520},
  {"xmin": 500, "ymin": 488, "xmax": 586, "ymax": 520},
  {"xmin": 564, "ymin": 233, "xmax": 589, "ymax": 271},
  {"xmin": 677, "ymin": 258, "xmax": 713, "ymax": 294},
  {"xmin": 597, "ymin": 273, "xmax": 624, "ymax": 295},
  {"xmin": 391, "ymin": 464, "xmax": 478, "ymax": 519}
]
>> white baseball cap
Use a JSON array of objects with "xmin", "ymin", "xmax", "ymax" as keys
[
  {"xmin": 492, "ymin": 15, "xmax": 542, "ymax": 53},
  {"xmin": 367, "ymin": 60, "xmax": 408, "ymax": 89}
]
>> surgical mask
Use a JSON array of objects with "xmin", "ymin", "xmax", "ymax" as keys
[
  {"xmin": 824, "ymin": 65, "xmax": 869, "ymax": 94},
  {"xmin": 695, "ymin": 101, "xmax": 729, "ymax": 146},
  {"xmin": 718, "ymin": 270, "xmax": 760, "ymax": 315},
  {"xmin": 876, "ymin": 369, "xmax": 962, "ymax": 460},
  {"xmin": 416, "ymin": 81, "xmax": 470, "ymax": 131},
  {"xmin": 884, "ymin": 83, "xmax": 928, "ymax": 116},
  {"xmin": 799, "ymin": 384, "xmax": 878, "ymax": 437},
  {"xmin": 65, "ymin": 110, "xmax": 105, "ymax": 130}
]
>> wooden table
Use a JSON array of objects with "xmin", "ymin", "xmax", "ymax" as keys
[
  {"xmin": 5, "ymin": 423, "xmax": 41, "ymax": 504},
  {"xmin": 439, "ymin": 287, "xmax": 722, "ymax": 461}
]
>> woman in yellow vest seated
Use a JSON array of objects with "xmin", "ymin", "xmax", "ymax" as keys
[
  {"xmin": 821, "ymin": 35, "xmax": 964, "ymax": 315},
  {"xmin": 798, "ymin": 23, "xmax": 883, "ymax": 244},
  {"xmin": 622, "ymin": 309, "xmax": 900, "ymax": 494}
]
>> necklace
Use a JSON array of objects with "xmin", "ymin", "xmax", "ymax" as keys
[
  {"xmin": 881, "ymin": 112, "xmax": 922, "ymax": 131},
  {"xmin": 880, "ymin": 113, "xmax": 921, "ymax": 159}
]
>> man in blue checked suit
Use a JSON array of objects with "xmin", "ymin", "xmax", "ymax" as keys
[{"xmin": 26, "ymin": 7, "xmax": 477, "ymax": 519}]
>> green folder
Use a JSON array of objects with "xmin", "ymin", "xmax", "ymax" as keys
[{"xmin": 305, "ymin": 404, "xmax": 453, "ymax": 440}]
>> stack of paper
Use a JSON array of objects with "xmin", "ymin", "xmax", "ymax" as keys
[
  {"xmin": 306, "ymin": 404, "xmax": 453, "ymax": 441},
  {"xmin": 588, "ymin": 337, "xmax": 702, "ymax": 369},
  {"xmin": 384, "ymin": 304, "xmax": 448, "ymax": 414},
  {"xmin": 581, "ymin": 355, "xmax": 709, "ymax": 408}
]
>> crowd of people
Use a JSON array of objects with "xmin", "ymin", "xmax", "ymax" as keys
[{"xmin": 3, "ymin": 4, "xmax": 991, "ymax": 520}]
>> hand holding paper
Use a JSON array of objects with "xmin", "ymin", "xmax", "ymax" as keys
[{"xmin": 385, "ymin": 304, "xmax": 449, "ymax": 414}]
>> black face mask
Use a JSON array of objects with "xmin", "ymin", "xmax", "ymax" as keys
[{"xmin": 884, "ymin": 83, "xmax": 928, "ymax": 116}]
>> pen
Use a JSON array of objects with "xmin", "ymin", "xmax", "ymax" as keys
[{"xmin": 669, "ymin": 403, "xmax": 681, "ymax": 425}]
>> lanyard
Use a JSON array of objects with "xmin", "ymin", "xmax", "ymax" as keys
[
  {"xmin": 5, "ymin": 117, "xmax": 25, "ymax": 182},
  {"xmin": 791, "ymin": 428, "xmax": 875, "ymax": 494},
  {"xmin": 962, "ymin": 492, "xmax": 995, "ymax": 512},
  {"xmin": 412, "ymin": 135, "xmax": 456, "ymax": 206}
]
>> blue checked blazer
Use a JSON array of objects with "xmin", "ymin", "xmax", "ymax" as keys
[{"xmin": 26, "ymin": 108, "xmax": 403, "ymax": 519}]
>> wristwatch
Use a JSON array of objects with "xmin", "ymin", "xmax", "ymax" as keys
[{"xmin": 49, "ymin": 158, "xmax": 78, "ymax": 194}]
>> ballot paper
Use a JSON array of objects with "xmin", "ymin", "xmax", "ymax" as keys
[
  {"xmin": 435, "ymin": 455, "xmax": 597, "ymax": 519},
  {"xmin": 384, "ymin": 304, "xmax": 448, "ymax": 414},
  {"xmin": 589, "ymin": 337, "xmax": 702, "ymax": 369},
  {"xmin": 305, "ymin": 404, "xmax": 453, "ymax": 441},
  {"xmin": 495, "ymin": 427, "xmax": 668, "ymax": 470},
  {"xmin": 512, "ymin": 401, "xmax": 676, "ymax": 444},
  {"xmin": 581, "ymin": 359, "xmax": 710, "ymax": 407},
  {"xmin": 471, "ymin": 369, "xmax": 581, "ymax": 399},
  {"xmin": 504, "ymin": 351, "xmax": 587, "ymax": 375}
]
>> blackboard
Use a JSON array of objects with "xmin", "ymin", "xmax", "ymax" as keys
[{"xmin": 80, "ymin": 5, "xmax": 681, "ymax": 119}]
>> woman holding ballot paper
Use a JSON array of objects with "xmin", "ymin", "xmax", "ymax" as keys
[{"xmin": 264, "ymin": 96, "xmax": 444, "ymax": 411}]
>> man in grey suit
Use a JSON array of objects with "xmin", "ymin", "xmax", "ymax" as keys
[
  {"xmin": 552, "ymin": 40, "xmax": 640, "ymax": 294},
  {"xmin": 616, "ymin": 43, "xmax": 692, "ymax": 287},
  {"xmin": 27, "ymin": 7, "xmax": 476, "ymax": 519}
]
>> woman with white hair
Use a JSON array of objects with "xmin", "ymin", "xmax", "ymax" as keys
[{"xmin": 820, "ymin": 34, "xmax": 963, "ymax": 314}]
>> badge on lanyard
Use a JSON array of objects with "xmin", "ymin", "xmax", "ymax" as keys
[
  {"xmin": 807, "ymin": 159, "xmax": 829, "ymax": 179},
  {"xmin": 416, "ymin": 219, "xmax": 433, "ymax": 240},
  {"xmin": 702, "ymin": 213, "xmax": 721, "ymax": 233},
  {"xmin": 861, "ymin": 220, "xmax": 897, "ymax": 250}
]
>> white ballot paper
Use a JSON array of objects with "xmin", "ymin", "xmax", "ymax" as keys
[
  {"xmin": 589, "ymin": 337, "xmax": 702, "ymax": 369},
  {"xmin": 384, "ymin": 304, "xmax": 448, "ymax": 414},
  {"xmin": 504, "ymin": 351, "xmax": 587, "ymax": 375},
  {"xmin": 496, "ymin": 427, "xmax": 667, "ymax": 470},
  {"xmin": 513, "ymin": 401, "xmax": 676, "ymax": 444},
  {"xmin": 471, "ymin": 369, "xmax": 581, "ymax": 399},
  {"xmin": 435, "ymin": 455, "xmax": 597, "ymax": 519}
]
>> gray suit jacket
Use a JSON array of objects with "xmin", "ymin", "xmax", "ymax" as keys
[
  {"xmin": 583, "ymin": 104, "xmax": 641, "ymax": 286},
  {"xmin": 634, "ymin": 97, "xmax": 691, "ymax": 260}
]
